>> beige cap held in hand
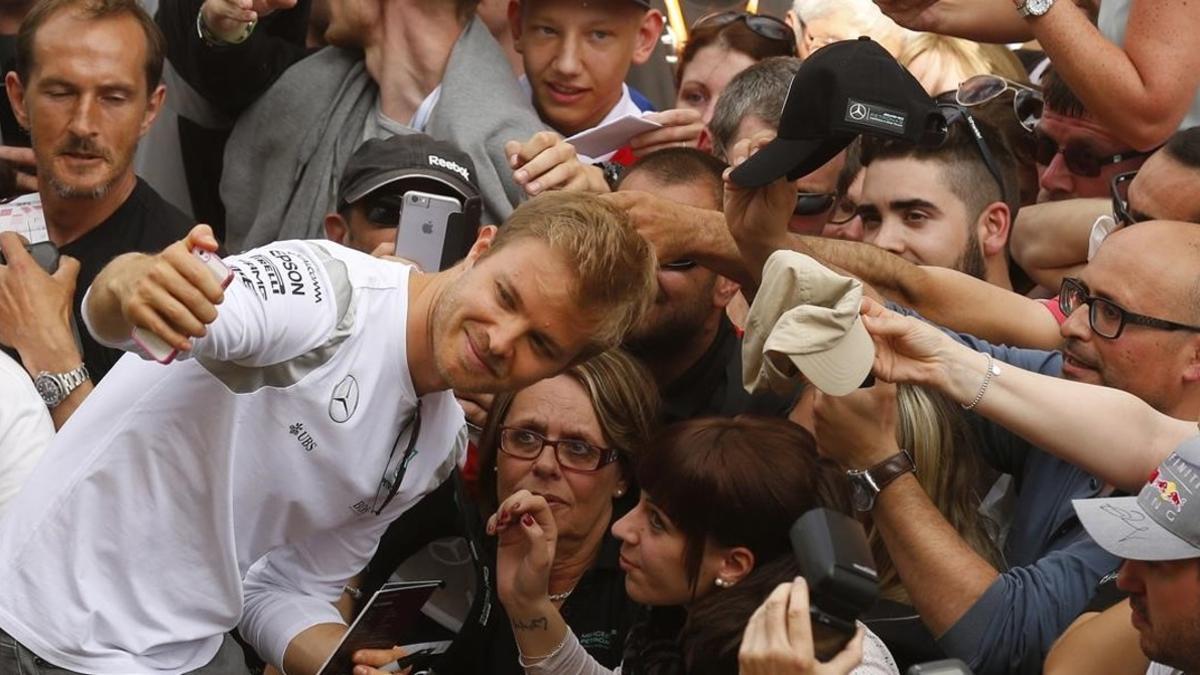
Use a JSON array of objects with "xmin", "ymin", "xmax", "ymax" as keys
[{"xmin": 743, "ymin": 250, "xmax": 875, "ymax": 397}]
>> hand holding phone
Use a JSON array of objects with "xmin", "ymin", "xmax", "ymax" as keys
[
  {"xmin": 0, "ymin": 233, "xmax": 79, "ymax": 354},
  {"xmin": 0, "ymin": 240, "xmax": 59, "ymax": 274},
  {"xmin": 739, "ymin": 578, "xmax": 867, "ymax": 675},
  {"xmin": 395, "ymin": 190, "xmax": 465, "ymax": 273},
  {"xmin": 132, "ymin": 248, "xmax": 233, "ymax": 364}
]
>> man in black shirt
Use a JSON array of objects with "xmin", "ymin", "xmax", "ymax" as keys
[
  {"xmin": 0, "ymin": 0, "xmax": 191, "ymax": 426},
  {"xmin": 617, "ymin": 148, "xmax": 790, "ymax": 423}
]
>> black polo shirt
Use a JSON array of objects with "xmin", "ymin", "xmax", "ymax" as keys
[
  {"xmin": 659, "ymin": 316, "xmax": 793, "ymax": 424},
  {"xmin": 59, "ymin": 178, "xmax": 193, "ymax": 382}
]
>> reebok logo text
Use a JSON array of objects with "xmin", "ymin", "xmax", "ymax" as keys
[{"xmin": 428, "ymin": 155, "xmax": 470, "ymax": 182}]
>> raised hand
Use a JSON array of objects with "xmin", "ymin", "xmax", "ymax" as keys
[
  {"xmin": 628, "ymin": 108, "xmax": 706, "ymax": 159},
  {"xmin": 723, "ymin": 132, "xmax": 798, "ymax": 284},
  {"xmin": 93, "ymin": 224, "xmax": 225, "ymax": 352},
  {"xmin": 200, "ymin": 0, "xmax": 297, "ymax": 42},
  {"xmin": 487, "ymin": 489, "xmax": 558, "ymax": 613},
  {"xmin": 739, "ymin": 578, "xmax": 866, "ymax": 675},
  {"xmin": 0, "ymin": 233, "xmax": 79, "ymax": 354},
  {"xmin": 0, "ymin": 146, "xmax": 39, "ymax": 196},
  {"xmin": 858, "ymin": 297, "xmax": 960, "ymax": 388},
  {"xmin": 505, "ymin": 132, "xmax": 608, "ymax": 197},
  {"xmin": 872, "ymin": 0, "xmax": 947, "ymax": 31},
  {"xmin": 813, "ymin": 381, "xmax": 902, "ymax": 470}
]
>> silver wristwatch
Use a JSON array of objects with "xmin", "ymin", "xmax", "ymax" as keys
[
  {"xmin": 34, "ymin": 364, "xmax": 89, "ymax": 409},
  {"xmin": 1018, "ymin": 0, "xmax": 1055, "ymax": 17}
]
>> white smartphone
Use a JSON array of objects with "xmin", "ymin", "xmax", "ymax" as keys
[
  {"xmin": 396, "ymin": 190, "xmax": 462, "ymax": 272},
  {"xmin": 132, "ymin": 249, "xmax": 234, "ymax": 364}
]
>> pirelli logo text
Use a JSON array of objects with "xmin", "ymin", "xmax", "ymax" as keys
[{"xmin": 231, "ymin": 249, "xmax": 327, "ymax": 304}]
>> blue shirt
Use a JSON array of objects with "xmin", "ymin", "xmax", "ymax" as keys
[{"xmin": 887, "ymin": 306, "xmax": 1120, "ymax": 674}]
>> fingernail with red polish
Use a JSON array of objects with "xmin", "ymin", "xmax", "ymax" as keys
[{"xmin": 522, "ymin": 514, "xmax": 534, "ymax": 527}]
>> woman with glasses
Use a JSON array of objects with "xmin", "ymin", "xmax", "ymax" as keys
[
  {"xmin": 674, "ymin": 12, "xmax": 796, "ymax": 151},
  {"xmin": 491, "ymin": 416, "xmax": 900, "ymax": 675},
  {"xmin": 351, "ymin": 349, "xmax": 660, "ymax": 675}
]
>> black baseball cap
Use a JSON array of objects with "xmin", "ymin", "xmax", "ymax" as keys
[
  {"xmin": 337, "ymin": 133, "xmax": 480, "ymax": 210},
  {"xmin": 730, "ymin": 37, "xmax": 944, "ymax": 188}
]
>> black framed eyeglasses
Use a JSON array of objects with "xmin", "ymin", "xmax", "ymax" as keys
[
  {"xmin": 498, "ymin": 426, "xmax": 620, "ymax": 473},
  {"xmin": 1034, "ymin": 133, "xmax": 1152, "ymax": 178},
  {"xmin": 933, "ymin": 104, "xmax": 1009, "ymax": 206},
  {"xmin": 371, "ymin": 403, "xmax": 422, "ymax": 515},
  {"xmin": 794, "ymin": 191, "xmax": 837, "ymax": 217},
  {"xmin": 1059, "ymin": 277, "xmax": 1200, "ymax": 339},
  {"xmin": 1110, "ymin": 170, "xmax": 1143, "ymax": 227},
  {"xmin": 955, "ymin": 74, "xmax": 1044, "ymax": 133},
  {"xmin": 692, "ymin": 11, "xmax": 798, "ymax": 55}
]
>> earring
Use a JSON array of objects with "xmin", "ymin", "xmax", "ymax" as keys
[
  {"xmin": 615, "ymin": 489, "xmax": 625, "ymax": 497},
  {"xmin": 715, "ymin": 578, "xmax": 730, "ymax": 588}
]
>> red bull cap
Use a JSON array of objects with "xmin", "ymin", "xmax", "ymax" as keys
[{"xmin": 1074, "ymin": 436, "xmax": 1200, "ymax": 561}]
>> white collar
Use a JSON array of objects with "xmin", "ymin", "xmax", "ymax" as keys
[{"xmin": 518, "ymin": 77, "xmax": 641, "ymax": 135}]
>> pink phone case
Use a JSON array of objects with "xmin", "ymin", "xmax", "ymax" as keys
[{"xmin": 132, "ymin": 249, "xmax": 233, "ymax": 364}]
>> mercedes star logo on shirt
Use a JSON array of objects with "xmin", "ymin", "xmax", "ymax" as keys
[
  {"xmin": 848, "ymin": 103, "xmax": 868, "ymax": 121},
  {"xmin": 329, "ymin": 375, "xmax": 360, "ymax": 423}
]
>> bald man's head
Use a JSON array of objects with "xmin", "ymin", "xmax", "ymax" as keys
[{"xmin": 1065, "ymin": 220, "xmax": 1200, "ymax": 418}]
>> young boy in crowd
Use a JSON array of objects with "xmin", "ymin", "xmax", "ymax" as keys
[{"xmin": 506, "ymin": 0, "xmax": 703, "ymax": 170}]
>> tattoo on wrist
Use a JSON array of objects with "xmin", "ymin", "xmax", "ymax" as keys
[{"xmin": 512, "ymin": 616, "xmax": 549, "ymax": 631}]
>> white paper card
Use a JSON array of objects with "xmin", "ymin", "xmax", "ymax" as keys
[{"xmin": 567, "ymin": 113, "xmax": 662, "ymax": 163}]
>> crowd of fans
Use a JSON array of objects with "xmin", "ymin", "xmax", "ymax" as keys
[{"xmin": 0, "ymin": 0, "xmax": 1198, "ymax": 674}]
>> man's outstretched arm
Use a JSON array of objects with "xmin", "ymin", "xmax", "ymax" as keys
[{"xmin": 85, "ymin": 224, "xmax": 226, "ymax": 353}]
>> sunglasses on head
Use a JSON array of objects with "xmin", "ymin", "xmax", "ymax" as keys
[
  {"xmin": 927, "ymin": 104, "xmax": 1009, "ymax": 206},
  {"xmin": 955, "ymin": 74, "xmax": 1044, "ymax": 133},
  {"xmin": 692, "ymin": 11, "xmax": 798, "ymax": 55},
  {"xmin": 1034, "ymin": 133, "xmax": 1152, "ymax": 178}
]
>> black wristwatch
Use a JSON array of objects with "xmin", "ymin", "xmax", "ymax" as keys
[{"xmin": 847, "ymin": 450, "xmax": 916, "ymax": 512}]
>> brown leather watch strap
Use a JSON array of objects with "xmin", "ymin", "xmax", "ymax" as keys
[{"xmin": 866, "ymin": 450, "xmax": 916, "ymax": 492}]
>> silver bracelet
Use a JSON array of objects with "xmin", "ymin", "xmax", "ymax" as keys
[
  {"xmin": 517, "ymin": 630, "xmax": 573, "ymax": 667},
  {"xmin": 961, "ymin": 353, "xmax": 1001, "ymax": 411}
]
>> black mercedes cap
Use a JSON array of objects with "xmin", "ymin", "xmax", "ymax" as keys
[
  {"xmin": 337, "ymin": 133, "xmax": 480, "ymax": 209},
  {"xmin": 730, "ymin": 37, "xmax": 943, "ymax": 187}
]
